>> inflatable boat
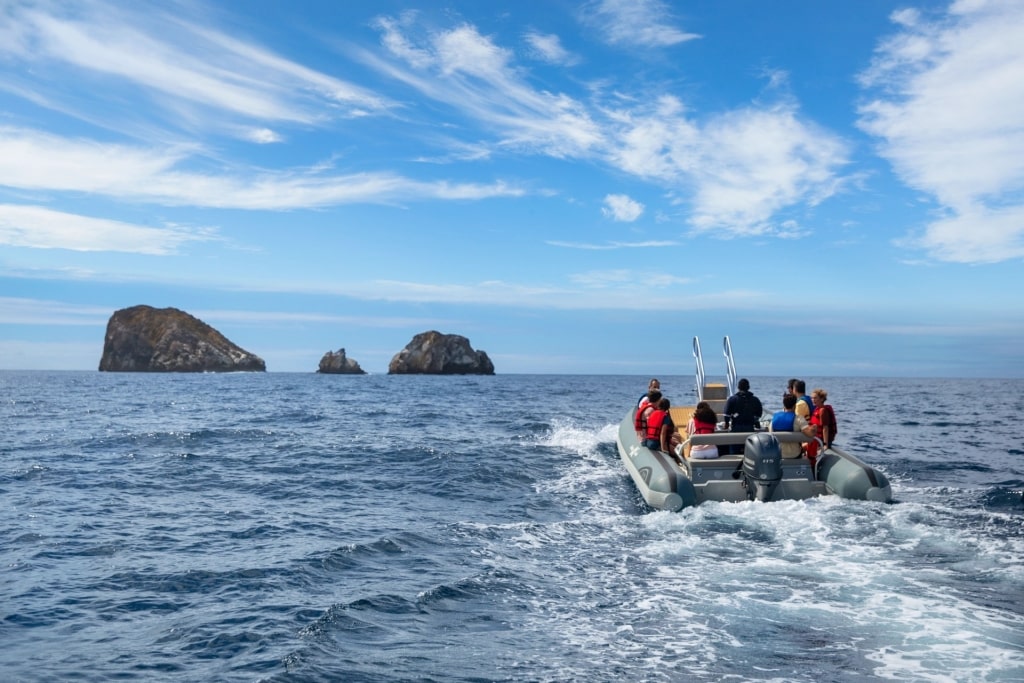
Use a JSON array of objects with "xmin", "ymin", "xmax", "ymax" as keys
[{"xmin": 616, "ymin": 336, "xmax": 892, "ymax": 511}]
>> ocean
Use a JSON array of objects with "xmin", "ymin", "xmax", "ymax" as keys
[{"xmin": 2, "ymin": 372, "xmax": 1022, "ymax": 682}]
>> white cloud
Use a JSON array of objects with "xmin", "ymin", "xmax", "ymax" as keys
[
  {"xmin": 0, "ymin": 1, "xmax": 390, "ymax": 139},
  {"xmin": 607, "ymin": 96, "xmax": 848, "ymax": 235},
  {"xmin": 524, "ymin": 31, "xmax": 579, "ymax": 65},
  {"xmin": 0, "ymin": 297, "xmax": 111, "ymax": 325},
  {"xmin": 0, "ymin": 127, "xmax": 523, "ymax": 208},
  {"xmin": 687, "ymin": 106, "xmax": 848, "ymax": 234},
  {"xmin": 546, "ymin": 239, "xmax": 676, "ymax": 250},
  {"xmin": 369, "ymin": 18, "xmax": 605, "ymax": 158},
  {"xmin": 569, "ymin": 269, "xmax": 689, "ymax": 288},
  {"xmin": 602, "ymin": 193, "xmax": 645, "ymax": 221},
  {"xmin": 0, "ymin": 5, "xmax": 847, "ymax": 243},
  {"xmin": 901, "ymin": 204, "xmax": 1024, "ymax": 264},
  {"xmin": 0, "ymin": 204, "xmax": 211, "ymax": 254},
  {"xmin": 858, "ymin": 0, "xmax": 1024, "ymax": 264},
  {"xmin": 245, "ymin": 128, "xmax": 283, "ymax": 144},
  {"xmin": 585, "ymin": 0, "xmax": 700, "ymax": 48}
]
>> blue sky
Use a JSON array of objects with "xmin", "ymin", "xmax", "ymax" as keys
[{"xmin": 2, "ymin": 0, "xmax": 1023, "ymax": 377}]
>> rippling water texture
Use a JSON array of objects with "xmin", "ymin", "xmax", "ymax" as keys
[{"xmin": 2, "ymin": 372, "xmax": 1022, "ymax": 681}]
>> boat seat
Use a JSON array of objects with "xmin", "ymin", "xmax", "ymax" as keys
[
  {"xmin": 686, "ymin": 454, "xmax": 743, "ymax": 466},
  {"xmin": 678, "ymin": 431, "xmax": 814, "ymax": 460}
]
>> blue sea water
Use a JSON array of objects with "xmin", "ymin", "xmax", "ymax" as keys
[{"xmin": 1, "ymin": 371, "xmax": 1022, "ymax": 682}]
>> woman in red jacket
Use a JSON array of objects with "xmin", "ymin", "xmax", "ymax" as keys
[{"xmin": 808, "ymin": 388, "xmax": 838, "ymax": 465}]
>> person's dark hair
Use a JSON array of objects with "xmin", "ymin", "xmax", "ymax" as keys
[
  {"xmin": 738, "ymin": 378, "xmax": 750, "ymax": 391},
  {"xmin": 782, "ymin": 394, "xmax": 797, "ymax": 410},
  {"xmin": 694, "ymin": 401, "xmax": 717, "ymax": 424},
  {"xmin": 658, "ymin": 397, "xmax": 670, "ymax": 410},
  {"xmin": 787, "ymin": 378, "xmax": 798, "ymax": 394},
  {"xmin": 647, "ymin": 390, "xmax": 662, "ymax": 403},
  {"xmin": 794, "ymin": 380, "xmax": 806, "ymax": 394}
]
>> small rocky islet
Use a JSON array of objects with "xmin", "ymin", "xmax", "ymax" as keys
[{"xmin": 98, "ymin": 305, "xmax": 494, "ymax": 374}]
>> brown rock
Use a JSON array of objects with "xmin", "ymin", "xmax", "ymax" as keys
[
  {"xmin": 317, "ymin": 348, "xmax": 366, "ymax": 374},
  {"xmin": 388, "ymin": 330, "xmax": 494, "ymax": 375},
  {"xmin": 98, "ymin": 305, "xmax": 265, "ymax": 372}
]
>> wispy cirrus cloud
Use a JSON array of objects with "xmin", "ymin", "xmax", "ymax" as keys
[
  {"xmin": 0, "ymin": 203, "xmax": 213, "ymax": 254},
  {"xmin": 546, "ymin": 239, "xmax": 677, "ymax": 250},
  {"xmin": 583, "ymin": 0, "xmax": 700, "ymax": 48},
  {"xmin": 0, "ymin": 297, "xmax": 112, "ymax": 325},
  {"xmin": 366, "ymin": 15, "xmax": 848, "ymax": 238},
  {"xmin": 858, "ymin": 1, "xmax": 1024, "ymax": 264},
  {"xmin": 0, "ymin": 0, "xmax": 390, "ymax": 141},
  {"xmin": 524, "ymin": 31, "xmax": 579, "ymax": 66},
  {"xmin": 0, "ymin": 127, "xmax": 523, "ymax": 208},
  {"xmin": 368, "ymin": 15, "xmax": 605, "ymax": 158}
]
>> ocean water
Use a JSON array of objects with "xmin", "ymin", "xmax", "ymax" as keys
[{"xmin": 1, "ymin": 371, "xmax": 1022, "ymax": 682}]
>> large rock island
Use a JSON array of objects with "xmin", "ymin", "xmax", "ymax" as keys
[
  {"xmin": 388, "ymin": 331, "xmax": 494, "ymax": 375},
  {"xmin": 317, "ymin": 348, "xmax": 366, "ymax": 374},
  {"xmin": 99, "ymin": 305, "xmax": 266, "ymax": 372}
]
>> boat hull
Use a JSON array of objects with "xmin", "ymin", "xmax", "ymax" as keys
[{"xmin": 616, "ymin": 410, "xmax": 891, "ymax": 511}]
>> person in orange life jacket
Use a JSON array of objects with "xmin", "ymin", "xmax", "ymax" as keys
[
  {"xmin": 808, "ymin": 388, "xmax": 837, "ymax": 457},
  {"xmin": 638, "ymin": 378, "xmax": 660, "ymax": 408},
  {"xmin": 769, "ymin": 394, "xmax": 815, "ymax": 458},
  {"xmin": 635, "ymin": 390, "xmax": 662, "ymax": 439},
  {"xmin": 643, "ymin": 397, "xmax": 678, "ymax": 452},
  {"xmin": 686, "ymin": 401, "xmax": 720, "ymax": 459},
  {"xmin": 792, "ymin": 379, "xmax": 814, "ymax": 422}
]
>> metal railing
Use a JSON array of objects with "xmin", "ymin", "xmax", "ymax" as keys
[
  {"xmin": 692, "ymin": 336, "xmax": 705, "ymax": 401},
  {"xmin": 723, "ymin": 335, "xmax": 737, "ymax": 397}
]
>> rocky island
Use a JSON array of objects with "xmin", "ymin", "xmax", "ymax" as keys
[
  {"xmin": 98, "ymin": 305, "xmax": 266, "ymax": 372},
  {"xmin": 388, "ymin": 330, "xmax": 494, "ymax": 375},
  {"xmin": 317, "ymin": 348, "xmax": 366, "ymax": 374}
]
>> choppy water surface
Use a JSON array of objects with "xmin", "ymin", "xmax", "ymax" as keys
[{"xmin": 2, "ymin": 372, "xmax": 1022, "ymax": 681}]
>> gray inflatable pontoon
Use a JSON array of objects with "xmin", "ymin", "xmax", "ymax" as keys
[
  {"xmin": 616, "ymin": 411, "xmax": 892, "ymax": 511},
  {"xmin": 617, "ymin": 335, "xmax": 892, "ymax": 512}
]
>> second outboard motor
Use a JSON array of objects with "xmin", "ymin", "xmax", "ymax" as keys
[{"xmin": 741, "ymin": 433, "xmax": 783, "ymax": 502}]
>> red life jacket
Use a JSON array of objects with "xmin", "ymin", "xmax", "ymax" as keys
[
  {"xmin": 815, "ymin": 405, "xmax": 837, "ymax": 441},
  {"xmin": 646, "ymin": 409, "xmax": 669, "ymax": 441},
  {"xmin": 691, "ymin": 418, "xmax": 715, "ymax": 435},
  {"xmin": 634, "ymin": 403, "xmax": 651, "ymax": 432}
]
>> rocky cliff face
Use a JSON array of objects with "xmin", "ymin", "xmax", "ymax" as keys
[
  {"xmin": 98, "ymin": 305, "xmax": 266, "ymax": 372},
  {"xmin": 317, "ymin": 348, "xmax": 366, "ymax": 374},
  {"xmin": 388, "ymin": 331, "xmax": 494, "ymax": 375}
]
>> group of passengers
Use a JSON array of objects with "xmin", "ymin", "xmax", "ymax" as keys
[
  {"xmin": 634, "ymin": 378, "xmax": 683, "ymax": 454},
  {"xmin": 634, "ymin": 377, "xmax": 838, "ymax": 463}
]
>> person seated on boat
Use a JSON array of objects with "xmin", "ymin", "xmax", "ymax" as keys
[
  {"xmin": 686, "ymin": 401, "xmax": 719, "ymax": 459},
  {"xmin": 792, "ymin": 379, "xmax": 814, "ymax": 421},
  {"xmin": 638, "ymin": 378, "xmax": 660, "ymax": 408},
  {"xmin": 635, "ymin": 390, "xmax": 662, "ymax": 438},
  {"xmin": 642, "ymin": 397, "xmax": 678, "ymax": 453},
  {"xmin": 806, "ymin": 388, "xmax": 838, "ymax": 465},
  {"xmin": 723, "ymin": 378, "xmax": 763, "ymax": 453},
  {"xmin": 785, "ymin": 378, "xmax": 797, "ymax": 399},
  {"xmin": 769, "ymin": 394, "xmax": 815, "ymax": 458}
]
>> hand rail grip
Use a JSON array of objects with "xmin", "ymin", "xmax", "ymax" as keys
[
  {"xmin": 692, "ymin": 336, "xmax": 705, "ymax": 401},
  {"xmin": 723, "ymin": 335, "xmax": 737, "ymax": 397}
]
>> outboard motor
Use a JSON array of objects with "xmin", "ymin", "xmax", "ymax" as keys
[{"xmin": 741, "ymin": 433, "xmax": 783, "ymax": 502}]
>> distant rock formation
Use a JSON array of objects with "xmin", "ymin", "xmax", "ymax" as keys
[
  {"xmin": 317, "ymin": 348, "xmax": 366, "ymax": 374},
  {"xmin": 98, "ymin": 305, "xmax": 266, "ymax": 372},
  {"xmin": 388, "ymin": 330, "xmax": 494, "ymax": 375}
]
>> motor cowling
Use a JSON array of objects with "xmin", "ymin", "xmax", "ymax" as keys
[{"xmin": 741, "ymin": 433, "xmax": 783, "ymax": 502}]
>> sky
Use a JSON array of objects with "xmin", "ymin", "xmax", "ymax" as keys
[{"xmin": 1, "ymin": 0, "xmax": 1023, "ymax": 378}]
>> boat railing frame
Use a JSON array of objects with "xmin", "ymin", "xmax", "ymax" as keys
[
  {"xmin": 723, "ymin": 335, "xmax": 738, "ymax": 398},
  {"xmin": 692, "ymin": 336, "xmax": 706, "ymax": 402}
]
